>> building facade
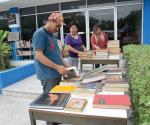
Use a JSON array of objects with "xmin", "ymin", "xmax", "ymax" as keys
[{"xmin": 0, "ymin": 0, "xmax": 149, "ymax": 51}]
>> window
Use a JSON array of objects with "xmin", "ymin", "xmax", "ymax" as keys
[
  {"xmin": 117, "ymin": 4, "xmax": 142, "ymax": 46},
  {"xmin": 0, "ymin": 11, "xmax": 9, "ymax": 19},
  {"xmin": 0, "ymin": 19, "xmax": 9, "ymax": 31},
  {"xmin": 61, "ymin": 0, "xmax": 86, "ymax": 10},
  {"xmin": 20, "ymin": 15, "xmax": 36, "ymax": 40},
  {"xmin": 89, "ymin": 8, "xmax": 114, "ymax": 40},
  {"xmin": 63, "ymin": 12, "xmax": 86, "ymax": 46},
  {"xmin": 20, "ymin": 7, "xmax": 35, "ymax": 15},
  {"xmin": 117, "ymin": 0, "xmax": 143, "ymax": 5},
  {"xmin": 37, "ymin": 3, "xmax": 59, "ymax": 13},
  {"xmin": 87, "ymin": 0, "xmax": 115, "ymax": 7},
  {"xmin": 37, "ymin": 13, "xmax": 51, "ymax": 28}
]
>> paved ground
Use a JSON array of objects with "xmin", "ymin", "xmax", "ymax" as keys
[
  {"xmin": 0, "ymin": 75, "xmax": 71, "ymax": 125},
  {"xmin": 0, "ymin": 75, "xmax": 45, "ymax": 125},
  {"xmin": 0, "ymin": 95, "xmax": 46, "ymax": 125}
]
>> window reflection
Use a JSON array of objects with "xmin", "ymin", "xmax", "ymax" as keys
[
  {"xmin": 20, "ymin": 15, "xmax": 36, "ymax": 40},
  {"xmin": 0, "ymin": 19, "xmax": 9, "ymax": 31},
  {"xmin": 37, "ymin": 13, "xmax": 51, "ymax": 28},
  {"xmin": 89, "ymin": 9, "xmax": 114, "ymax": 40},
  {"xmin": 117, "ymin": 4, "xmax": 142, "ymax": 46}
]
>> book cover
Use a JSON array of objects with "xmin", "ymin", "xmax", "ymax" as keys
[
  {"xmin": 50, "ymin": 85, "xmax": 76, "ymax": 93},
  {"xmin": 93, "ymin": 94, "xmax": 131, "ymax": 109},
  {"xmin": 65, "ymin": 98, "xmax": 87, "ymax": 112},
  {"xmin": 30, "ymin": 93, "xmax": 71, "ymax": 110}
]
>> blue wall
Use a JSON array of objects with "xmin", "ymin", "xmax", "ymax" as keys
[
  {"xmin": 0, "ymin": 63, "xmax": 35, "ymax": 89},
  {"xmin": 143, "ymin": 0, "xmax": 150, "ymax": 44}
]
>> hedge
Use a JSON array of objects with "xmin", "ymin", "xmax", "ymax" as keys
[{"xmin": 123, "ymin": 45, "xmax": 150, "ymax": 125}]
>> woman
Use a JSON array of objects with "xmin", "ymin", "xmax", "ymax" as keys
[
  {"xmin": 91, "ymin": 24, "xmax": 108, "ymax": 68},
  {"xmin": 64, "ymin": 21, "xmax": 86, "ymax": 68},
  {"xmin": 91, "ymin": 24, "xmax": 108, "ymax": 50}
]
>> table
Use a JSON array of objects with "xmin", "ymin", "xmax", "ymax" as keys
[
  {"xmin": 80, "ymin": 58, "xmax": 120, "ymax": 70},
  {"xmin": 29, "ymin": 93, "xmax": 127, "ymax": 125}
]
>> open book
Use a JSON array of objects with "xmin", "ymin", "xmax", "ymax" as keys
[{"xmin": 63, "ymin": 66, "xmax": 79, "ymax": 79}]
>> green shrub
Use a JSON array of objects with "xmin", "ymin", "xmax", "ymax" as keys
[
  {"xmin": 0, "ymin": 30, "xmax": 11, "ymax": 70},
  {"xmin": 123, "ymin": 45, "xmax": 150, "ymax": 125}
]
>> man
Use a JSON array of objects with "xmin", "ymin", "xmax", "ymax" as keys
[{"xmin": 32, "ymin": 12, "xmax": 69, "ymax": 125}]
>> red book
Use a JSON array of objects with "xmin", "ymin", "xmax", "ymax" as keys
[{"xmin": 93, "ymin": 94, "xmax": 131, "ymax": 109}]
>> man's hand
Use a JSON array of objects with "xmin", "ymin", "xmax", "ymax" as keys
[{"xmin": 56, "ymin": 65, "xmax": 69, "ymax": 75}]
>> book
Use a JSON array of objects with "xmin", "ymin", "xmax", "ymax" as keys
[
  {"xmin": 101, "ymin": 78, "xmax": 127, "ymax": 83},
  {"xmin": 30, "ymin": 93, "xmax": 71, "ymax": 110},
  {"xmin": 63, "ymin": 66, "xmax": 79, "ymax": 79},
  {"xmin": 50, "ymin": 85, "xmax": 76, "ymax": 93},
  {"xmin": 81, "ymin": 74, "xmax": 106, "ymax": 84},
  {"xmin": 102, "ymin": 86, "xmax": 129, "ymax": 92},
  {"xmin": 78, "ymin": 82, "xmax": 98, "ymax": 89},
  {"xmin": 93, "ymin": 94, "xmax": 131, "ymax": 109},
  {"xmin": 65, "ymin": 98, "xmax": 87, "ymax": 112},
  {"xmin": 82, "ymin": 65, "xmax": 107, "ymax": 78}
]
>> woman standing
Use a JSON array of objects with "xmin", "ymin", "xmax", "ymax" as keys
[
  {"xmin": 64, "ymin": 21, "xmax": 86, "ymax": 68},
  {"xmin": 91, "ymin": 24, "xmax": 108, "ymax": 50},
  {"xmin": 91, "ymin": 24, "xmax": 108, "ymax": 68}
]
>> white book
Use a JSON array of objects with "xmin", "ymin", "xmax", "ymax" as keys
[{"xmin": 81, "ymin": 75, "xmax": 106, "ymax": 84}]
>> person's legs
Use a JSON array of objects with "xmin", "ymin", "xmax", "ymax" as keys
[{"xmin": 41, "ymin": 77, "xmax": 61, "ymax": 125}]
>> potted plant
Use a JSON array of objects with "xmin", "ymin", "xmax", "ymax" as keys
[{"xmin": 0, "ymin": 30, "xmax": 11, "ymax": 71}]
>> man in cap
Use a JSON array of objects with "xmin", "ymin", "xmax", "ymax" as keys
[{"xmin": 32, "ymin": 12, "xmax": 69, "ymax": 125}]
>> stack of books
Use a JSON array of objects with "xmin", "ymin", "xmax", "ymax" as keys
[
  {"xmin": 106, "ymin": 70, "xmax": 123, "ymax": 79},
  {"xmin": 78, "ymin": 51, "xmax": 94, "ymax": 58},
  {"xmin": 107, "ymin": 40, "xmax": 120, "ymax": 55},
  {"xmin": 102, "ymin": 83, "xmax": 129, "ymax": 92},
  {"xmin": 94, "ymin": 49, "xmax": 109, "ymax": 59}
]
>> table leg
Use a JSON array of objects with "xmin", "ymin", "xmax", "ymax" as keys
[{"xmin": 29, "ymin": 110, "xmax": 36, "ymax": 125}]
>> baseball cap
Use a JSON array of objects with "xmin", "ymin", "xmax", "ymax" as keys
[{"xmin": 48, "ymin": 12, "xmax": 66, "ymax": 26}]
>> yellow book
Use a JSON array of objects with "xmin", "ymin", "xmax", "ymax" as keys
[{"xmin": 50, "ymin": 85, "xmax": 76, "ymax": 93}]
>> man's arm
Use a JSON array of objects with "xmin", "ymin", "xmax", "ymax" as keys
[{"xmin": 35, "ymin": 50, "xmax": 68, "ymax": 74}]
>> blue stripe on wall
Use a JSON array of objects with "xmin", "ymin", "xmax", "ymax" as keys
[
  {"xmin": 9, "ymin": 7, "xmax": 19, "ymax": 13},
  {"xmin": 143, "ymin": 0, "xmax": 150, "ymax": 44}
]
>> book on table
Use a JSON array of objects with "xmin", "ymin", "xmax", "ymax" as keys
[
  {"xmin": 65, "ymin": 98, "xmax": 87, "ymax": 112},
  {"xmin": 93, "ymin": 94, "xmax": 131, "ymax": 109},
  {"xmin": 50, "ymin": 85, "xmax": 77, "ymax": 93},
  {"xmin": 30, "ymin": 93, "xmax": 71, "ymax": 110},
  {"xmin": 102, "ymin": 86, "xmax": 129, "ymax": 92},
  {"xmin": 80, "ymin": 74, "xmax": 106, "ymax": 84}
]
